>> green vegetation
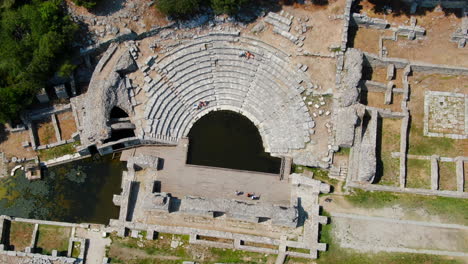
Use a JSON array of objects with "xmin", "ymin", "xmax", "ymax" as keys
[
  {"xmin": 408, "ymin": 125, "xmax": 460, "ymax": 157},
  {"xmin": 335, "ymin": 147, "xmax": 350, "ymax": 156},
  {"xmin": 155, "ymin": 0, "xmax": 249, "ymax": 17},
  {"xmin": 406, "ymin": 159, "xmax": 431, "ymax": 189},
  {"xmin": 316, "ymin": 210, "xmax": 464, "ymax": 264},
  {"xmin": 345, "ymin": 189, "xmax": 468, "ymax": 225},
  {"xmin": 0, "ymin": 155, "xmax": 124, "ymax": 223},
  {"xmin": 211, "ymin": 0, "xmax": 248, "ymax": 15},
  {"xmin": 439, "ymin": 162, "xmax": 457, "ymax": 191},
  {"xmin": 8, "ymin": 221, "xmax": 34, "ymax": 251},
  {"xmin": 71, "ymin": 0, "xmax": 99, "ymax": 9},
  {"xmin": 155, "ymin": 0, "xmax": 201, "ymax": 17},
  {"xmin": 0, "ymin": 0, "xmax": 77, "ymax": 122},
  {"xmin": 37, "ymin": 141, "xmax": 80, "ymax": 161},
  {"xmin": 71, "ymin": 241, "xmax": 81, "ymax": 258},
  {"xmin": 377, "ymin": 118, "xmax": 401, "ymax": 186},
  {"xmin": 37, "ymin": 225, "xmax": 71, "ymax": 255},
  {"xmin": 293, "ymin": 165, "xmax": 339, "ymax": 189},
  {"xmin": 107, "ymin": 232, "xmax": 276, "ymax": 264}
]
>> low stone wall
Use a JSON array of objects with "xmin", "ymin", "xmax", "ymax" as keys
[
  {"xmin": 341, "ymin": 0, "xmax": 353, "ymax": 50},
  {"xmin": 363, "ymin": 52, "xmax": 468, "ymax": 75},
  {"xmin": 347, "ymin": 181, "xmax": 468, "ymax": 199},
  {"xmin": 42, "ymin": 153, "xmax": 90, "ymax": 168}
]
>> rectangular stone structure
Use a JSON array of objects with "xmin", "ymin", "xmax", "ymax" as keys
[
  {"xmin": 36, "ymin": 88, "xmax": 50, "ymax": 103},
  {"xmin": 456, "ymin": 158, "xmax": 464, "ymax": 192},
  {"xmin": 54, "ymin": 84, "xmax": 69, "ymax": 99},
  {"xmin": 431, "ymin": 155, "xmax": 439, "ymax": 191}
]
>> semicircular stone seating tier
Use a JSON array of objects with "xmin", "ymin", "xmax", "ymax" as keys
[{"xmin": 143, "ymin": 31, "xmax": 315, "ymax": 154}]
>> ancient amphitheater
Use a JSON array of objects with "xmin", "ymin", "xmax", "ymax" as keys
[
  {"xmin": 143, "ymin": 32, "xmax": 314, "ymax": 154},
  {"xmin": 3, "ymin": 0, "xmax": 467, "ymax": 263}
]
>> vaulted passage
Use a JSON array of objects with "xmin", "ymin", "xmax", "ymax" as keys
[{"xmin": 187, "ymin": 111, "xmax": 281, "ymax": 174}]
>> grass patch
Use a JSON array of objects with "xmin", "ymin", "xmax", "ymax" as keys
[
  {"xmin": 345, "ymin": 189, "xmax": 468, "ymax": 225},
  {"xmin": 316, "ymin": 210, "xmax": 464, "ymax": 264},
  {"xmin": 335, "ymin": 147, "xmax": 350, "ymax": 156},
  {"xmin": 408, "ymin": 125, "xmax": 459, "ymax": 157},
  {"xmin": 377, "ymin": 118, "xmax": 401, "ymax": 186},
  {"xmin": 406, "ymin": 159, "xmax": 431, "ymax": 189},
  {"xmin": 108, "ymin": 232, "xmax": 275, "ymax": 264},
  {"xmin": 209, "ymin": 248, "xmax": 269, "ymax": 263},
  {"xmin": 71, "ymin": 241, "xmax": 81, "ymax": 258},
  {"xmin": 36, "ymin": 225, "xmax": 71, "ymax": 255},
  {"xmin": 38, "ymin": 141, "xmax": 80, "ymax": 161},
  {"xmin": 439, "ymin": 162, "xmax": 457, "ymax": 191},
  {"xmin": 293, "ymin": 165, "xmax": 338, "ymax": 187},
  {"xmin": 8, "ymin": 221, "xmax": 34, "ymax": 251},
  {"xmin": 379, "ymin": 152, "xmax": 400, "ymax": 186}
]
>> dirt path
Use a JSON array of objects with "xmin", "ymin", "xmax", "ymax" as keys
[
  {"xmin": 76, "ymin": 228, "xmax": 111, "ymax": 264},
  {"xmin": 320, "ymin": 194, "xmax": 468, "ymax": 259},
  {"xmin": 331, "ymin": 212, "xmax": 468, "ymax": 257}
]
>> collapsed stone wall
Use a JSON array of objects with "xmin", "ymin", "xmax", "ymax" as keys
[
  {"xmin": 333, "ymin": 49, "xmax": 362, "ymax": 148},
  {"xmin": 356, "ymin": 110, "xmax": 378, "ymax": 183},
  {"xmin": 76, "ymin": 44, "xmax": 137, "ymax": 147}
]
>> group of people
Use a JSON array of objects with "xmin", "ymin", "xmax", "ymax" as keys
[
  {"xmin": 235, "ymin": 190, "xmax": 260, "ymax": 200},
  {"xmin": 194, "ymin": 100, "xmax": 209, "ymax": 110},
  {"xmin": 239, "ymin": 51, "xmax": 255, "ymax": 60}
]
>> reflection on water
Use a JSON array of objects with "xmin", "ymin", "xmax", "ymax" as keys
[
  {"xmin": 0, "ymin": 154, "xmax": 124, "ymax": 224},
  {"xmin": 187, "ymin": 110, "xmax": 281, "ymax": 174}
]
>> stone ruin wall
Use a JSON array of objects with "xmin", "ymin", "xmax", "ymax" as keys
[{"xmin": 363, "ymin": 52, "xmax": 468, "ymax": 75}]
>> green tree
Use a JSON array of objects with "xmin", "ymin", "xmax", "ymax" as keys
[
  {"xmin": 0, "ymin": 0, "xmax": 77, "ymax": 122},
  {"xmin": 156, "ymin": 0, "xmax": 201, "ymax": 17},
  {"xmin": 72, "ymin": 0, "xmax": 99, "ymax": 9},
  {"xmin": 210, "ymin": 0, "xmax": 247, "ymax": 15}
]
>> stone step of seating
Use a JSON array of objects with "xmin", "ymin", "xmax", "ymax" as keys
[{"xmin": 144, "ymin": 34, "xmax": 315, "ymax": 153}]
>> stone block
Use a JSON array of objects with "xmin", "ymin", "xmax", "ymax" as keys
[
  {"xmin": 431, "ymin": 155, "xmax": 440, "ymax": 191},
  {"xmin": 386, "ymin": 64, "xmax": 395, "ymax": 80},
  {"xmin": 54, "ymin": 84, "xmax": 69, "ymax": 99},
  {"xmin": 36, "ymin": 88, "xmax": 50, "ymax": 103}
]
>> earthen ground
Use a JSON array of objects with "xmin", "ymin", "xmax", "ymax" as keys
[
  {"xmin": 368, "ymin": 66, "xmax": 404, "ymax": 88},
  {"xmin": 364, "ymin": 91, "xmax": 403, "ymax": 112},
  {"xmin": 357, "ymin": 1, "xmax": 468, "ymax": 67},
  {"xmin": 36, "ymin": 225, "xmax": 71, "ymax": 255},
  {"xmin": 352, "ymin": 27, "xmax": 386, "ymax": 54},
  {"xmin": 35, "ymin": 118, "xmax": 57, "ymax": 146},
  {"xmin": 8, "ymin": 221, "xmax": 34, "ymax": 251},
  {"xmin": 56, "ymin": 111, "xmax": 77, "ymax": 140},
  {"xmin": 406, "ymin": 159, "xmax": 431, "ymax": 189},
  {"xmin": 438, "ymin": 162, "xmax": 457, "ymax": 191},
  {"xmin": 331, "ymin": 215, "xmax": 468, "ymax": 253},
  {"xmin": 0, "ymin": 130, "xmax": 35, "ymax": 159},
  {"xmin": 377, "ymin": 118, "xmax": 401, "ymax": 186},
  {"xmin": 107, "ymin": 233, "xmax": 277, "ymax": 264},
  {"xmin": 407, "ymin": 73, "xmax": 467, "ymax": 157}
]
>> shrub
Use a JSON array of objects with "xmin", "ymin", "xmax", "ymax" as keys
[
  {"xmin": 0, "ymin": 0, "xmax": 77, "ymax": 122},
  {"xmin": 72, "ymin": 0, "xmax": 99, "ymax": 9},
  {"xmin": 155, "ymin": 0, "xmax": 201, "ymax": 17},
  {"xmin": 211, "ymin": 0, "xmax": 247, "ymax": 15}
]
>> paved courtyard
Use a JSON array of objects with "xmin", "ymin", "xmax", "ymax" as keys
[{"xmin": 121, "ymin": 139, "xmax": 291, "ymax": 206}]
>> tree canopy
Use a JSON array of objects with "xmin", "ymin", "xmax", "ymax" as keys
[
  {"xmin": 0, "ymin": 0, "xmax": 77, "ymax": 122},
  {"xmin": 211, "ymin": 0, "xmax": 247, "ymax": 15},
  {"xmin": 71, "ymin": 0, "xmax": 99, "ymax": 9},
  {"xmin": 155, "ymin": 0, "xmax": 249, "ymax": 17}
]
